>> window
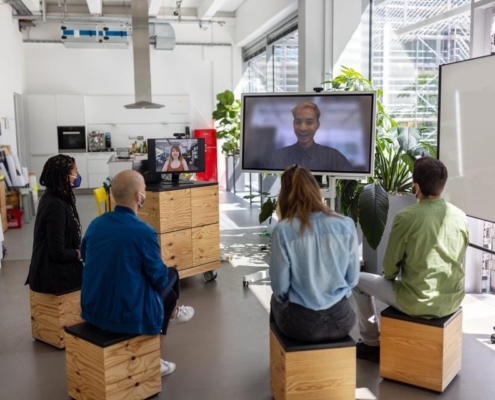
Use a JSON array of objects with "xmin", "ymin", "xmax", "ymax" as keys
[
  {"xmin": 241, "ymin": 19, "xmax": 298, "ymax": 93},
  {"xmin": 372, "ymin": 0, "xmax": 471, "ymax": 144}
]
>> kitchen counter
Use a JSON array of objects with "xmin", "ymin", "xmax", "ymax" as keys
[
  {"xmin": 107, "ymin": 154, "xmax": 148, "ymax": 176},
  {"xmin": 107, "ymin": 154, "xmax": 148, "ymax": 163}
]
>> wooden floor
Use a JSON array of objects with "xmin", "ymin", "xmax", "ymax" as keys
[{"xmin": 0, "ymin": 192, "xmax": 494, "ymax": 399}]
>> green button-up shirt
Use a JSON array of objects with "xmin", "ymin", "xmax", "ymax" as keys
[{"xmin": 383, "ymin": 198, "xmax": 468, "ymax": 318}]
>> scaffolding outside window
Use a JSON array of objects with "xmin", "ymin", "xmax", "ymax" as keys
[
  {"xmin": 372, "ymin": 0, "xmax": 471, "ymax": 146},
  {"xmin": 241, "ymin": 18, "xmax": 298, "ymax": 93}
]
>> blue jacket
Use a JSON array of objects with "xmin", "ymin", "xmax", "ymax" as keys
[
  {"xmin": 81, "ymin": 206, "xmax": 169, "ymax": 335},
  {"xmin": 270, "ymin": 212, "xmax": 359, "ymax": 311}
]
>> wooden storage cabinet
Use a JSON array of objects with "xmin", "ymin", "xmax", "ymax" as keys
[
  {"xmin": 0, "ymin": 179, "xmax": 7, "ymax": 232},
  {"xmin": 140, "ymin": 182, "xmax": 220, "ymax": 278},
  {"xmin": 159, "ymin": 230, "xmax": 193, "ymax": 271}
]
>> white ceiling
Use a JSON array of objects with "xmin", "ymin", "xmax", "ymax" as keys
[{"xmin": 28, "ymin": 0, "xmax": 245, "ymax": 18}]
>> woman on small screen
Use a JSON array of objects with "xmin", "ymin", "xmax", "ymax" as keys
[
  {"xmin": 162, "ymin": 146, "xmax": 189, "ymax": 172},
  {"xmin": 270, "ymin": 165, "xmax": 359, "ymax": 342}
]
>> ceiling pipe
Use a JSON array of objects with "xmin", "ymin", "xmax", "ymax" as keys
[{"xmin": 13, "ymin": 14, "xmax": 229, "ymax": 26}]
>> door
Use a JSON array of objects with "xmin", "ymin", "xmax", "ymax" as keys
[
  {"xmin": 14, "ymin": 93, "xmax": 28, "ymax": 167},
  {"xmin": 26, "ymin": 95, "xmax": 58, "ymax": 155}
]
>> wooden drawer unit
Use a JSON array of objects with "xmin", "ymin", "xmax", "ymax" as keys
[
  {"xmin": 0, "ymin": 179, "xmax": 7, "ymax": 232},
  {"xmin": 139, "ymin": 189, "xmax": 191, "ymax": 233},
  {"xmin": 191, "ymin": 185, "xmax": 219, "ymax": 227},
  {"xmin": 192, "ymin": 224, "xmax": 220, "ymax": 266},
  {"xmin": 141, "ymin": 182, "xmax": 220, "ymax": 279},
  {"xmin": 159, "ymin": 229, "xmax": 192, "ymax": 271}
]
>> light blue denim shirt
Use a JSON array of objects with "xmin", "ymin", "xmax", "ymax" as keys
[{"xmin": 269, "ymin": 212, "xmax": 360, "ymax": 311}]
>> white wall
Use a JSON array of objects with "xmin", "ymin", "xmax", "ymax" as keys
[
  {"xmin": 0, "ymin": 5, "xmax": 25, "ymax": 156},
  {"xmin": 23, "ymin": 28, "xmax": 234, "ymax": 187},
  {"xmin": 235, "ymin": 0, "xmax": 297, "ymax": 46}
]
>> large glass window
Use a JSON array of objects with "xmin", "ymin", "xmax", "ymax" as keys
[
  {"xmin": 372, "ymin": 0, "xmax": 471, "ymax": 144},
  {"xmin": 273, "ymin": 31, "xmax": 299, "ymax": 92},
  {"xmin": 243, "ymin": 53, "xmax": 267, "ymax": 93},
  {"xmin": 241, "ymin": 25, "xmax": 298, "ymax": 93}
]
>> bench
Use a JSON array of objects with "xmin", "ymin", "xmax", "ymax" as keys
[
  {"xmin": 64, "ymin": 322, "xmax": 161, "ymax": 400},
  {"xmin": 380, "ymin": 307, "xmax": 463, "ymax": 392},
  {"xmin": 29, "ymin": 289, "xmax": 84, "ymax": 349},
  {"xmin": 270, "ymin": 323, "xmax": 356, "ymax": 400}
]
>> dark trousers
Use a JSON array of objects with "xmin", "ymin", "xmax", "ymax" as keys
[
  {"xmin": 160, "ymin": 268, "xmax": 180, "ymax": 335},
  {"xmin": 270, "ymin": 294, "xmax": 356, "ymax": 342}
]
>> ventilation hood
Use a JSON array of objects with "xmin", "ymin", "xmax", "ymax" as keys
[{"xmin": 125, "ymin": 0, "xmax": 163, "ymax": 109}]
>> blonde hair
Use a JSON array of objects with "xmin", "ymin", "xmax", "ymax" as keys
[
  {"xmin": 291, "ymin": 101, "xmax": 321, "ymax": 121},
  {"xmin": 278, "ymin": 166, "xmax": 339, "ymax": 236}
]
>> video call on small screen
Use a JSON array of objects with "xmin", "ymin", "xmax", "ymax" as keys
[
  {"xmin": 154, "ymin": 139, "xmax": 202, "ymax": 172},
  {"xmin": 241, "ymin": 94, "xmax": 374, "ymax": 174}
]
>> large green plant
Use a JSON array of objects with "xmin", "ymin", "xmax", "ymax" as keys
[
  {"xmin": 212, "ymin": 90, "xmax": 241, "ymax": 157},
  {"xmin": 325, "ymin": 67, "xmax": 436, "ymax": 249}
]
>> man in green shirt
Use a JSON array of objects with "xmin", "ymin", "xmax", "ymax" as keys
[{"xmin": 353, "ymin": 157, "xmax": 469, "ymax": 362}]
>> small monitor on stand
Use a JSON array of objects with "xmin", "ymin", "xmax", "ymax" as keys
[{"xmin": 147, "ymin": 138, "xmax": 206, "ymax": 187}]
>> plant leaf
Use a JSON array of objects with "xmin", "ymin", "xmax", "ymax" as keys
[
  {"xmin": 259, "ymin": 198, "xmax": 275, "ymax": 224},
  {"xmin": 358, "ymin": 182, "xmax": 389, "ymax": 249},
  {"xmin": 397, "ymin": 127, "xmax": 420, "ymax": 152}
]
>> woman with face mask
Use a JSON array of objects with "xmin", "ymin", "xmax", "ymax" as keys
[{"xmin": 25, "ymin": 154, "xmax": 84, "ymax": 294}]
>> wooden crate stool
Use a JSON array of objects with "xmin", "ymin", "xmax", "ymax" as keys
[
  {"xmin": 64, "ymin": 322, "xmax": 161, "ymax": 400},
  {"xmin": 380, "ymin": 307, "xmax": 463, "ymax": 392},
  {"xmin": 270, "ymin": 323, "xmax": 356, "ymax": 400},
  {"xmin": 30, "ymin": 289, "xmax": 84, "ymax": 349}
]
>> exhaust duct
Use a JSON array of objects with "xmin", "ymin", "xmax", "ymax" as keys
[{"xmin": 124, "ymin": 0, "xmax": 163, "ymax": 109}]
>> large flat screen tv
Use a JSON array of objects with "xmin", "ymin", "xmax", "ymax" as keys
[
  {"xmin": 147, "ymin": 138, "xmax": 206, "ymax": 185},
  {"xmin": 241, "ymin": 92, "xmax": 376, "ymax": 177}
]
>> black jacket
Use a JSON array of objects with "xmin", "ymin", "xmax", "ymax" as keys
[{"xmin": 25, "ymin": 188, "xmax": 83, "ymax": 294}]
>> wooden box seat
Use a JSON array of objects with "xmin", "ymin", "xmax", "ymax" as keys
[
  {"xmin": 64, "ymin": 322, "xmax": 161, "ymax": 400},
  {"xmin": 380, "ymin": 307, "xmax": 463, "ymax": 392},
  {"xmin": 270, "ymin": 323, "xmax": 356, "ymax": 400},
  {"xmin": 29, "ymin": 289, "xmax": 84, "ymax": 349}
]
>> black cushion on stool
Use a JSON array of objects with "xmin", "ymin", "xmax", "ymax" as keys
[
  {"xmin": 64, "ymin": 322, "xmax": 138, "ymax": 348},
  {"xmin": 381, "ymin": 307, "xmax": 462, "ymax": 328},
  {"xmin": 270, "ymin": 323, "xmax": 355, "ymax": 352}
]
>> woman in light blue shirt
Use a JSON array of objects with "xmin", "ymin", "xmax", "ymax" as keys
[{"xmin": 270, "ymin": 165, "xmax": 360, "ymax": 342}]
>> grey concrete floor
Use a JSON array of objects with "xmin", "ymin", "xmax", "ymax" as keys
[{"xmin": 0, "ymin": 191, "xmax": 494, "ymax": 399}]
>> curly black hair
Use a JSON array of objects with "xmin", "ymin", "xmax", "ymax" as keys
[{"xmin": 39, "ymin": 154, "xmax": 81, "ymax": 227}]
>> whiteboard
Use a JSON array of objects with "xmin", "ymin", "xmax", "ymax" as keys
[{"xmin": 439, "ymin": 55, "xmax": 495, "ymax": 223}]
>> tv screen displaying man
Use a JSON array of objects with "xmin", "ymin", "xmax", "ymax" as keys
[
  {"xmin": 263, "ymin": 101, "xmax": 352, "ymax": 171},
  {"xmin": 241, "ymin": 93, "xmax": 374, "ymax": 175}
]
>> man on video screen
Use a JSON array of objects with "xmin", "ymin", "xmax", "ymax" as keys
[{"xmin": 263, "ymin": 101, "xmax": 353, "ymax": 171}]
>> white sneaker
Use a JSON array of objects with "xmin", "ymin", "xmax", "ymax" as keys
[
  {"xmin": 160, "ymin": 359, "xmax": 176, "ymax": 377},
  {"xmin": 168, "ymin": 305, "xmax": 195, "ymax": 327}
]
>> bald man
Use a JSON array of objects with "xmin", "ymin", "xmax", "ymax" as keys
[{"xmin": 81, "ymin": 170, "xmax": 194, "ymax": 377}]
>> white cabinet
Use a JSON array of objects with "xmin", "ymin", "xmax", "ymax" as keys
[
  {"xmin": 66, "ymin": 152, "xmax": 88, "ymax": 189},
  {"xmin": 86, "ymin": 95, "xmax": 190, "ymax": 124},
  {"xmin": 87, "ymin": 153, "xmax": 113, "ymax": 188},
  {"xmin": 26, "ymin": 95, "xmax": 58, "ymax": 155},
  {"xmin": 30, "ymin": 154, "xmax": 57, "ymax": 189},
  {"xmin": 56, "ymin": 95, "xmax": 86, "ymax": 126}
]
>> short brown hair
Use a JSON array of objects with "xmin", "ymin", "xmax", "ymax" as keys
[
  {"xmin": 278, "ymin": 165, "xmax": 338, "ymax": 235},
  {"xmin": 412, "ymin": 157, "xmax": 448, "ymax": 197},
  {"xmin": 291, "ymin": 101, "xmax": 321, "ymax": 121}
]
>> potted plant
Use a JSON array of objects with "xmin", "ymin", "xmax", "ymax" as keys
[
  {"xmin": 324, "ymin": 67, "xmax": 436, "ymax": 273},
  {"xmin": 212, "ymin": 90, "xmax": 244, "ymax": 192}
]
